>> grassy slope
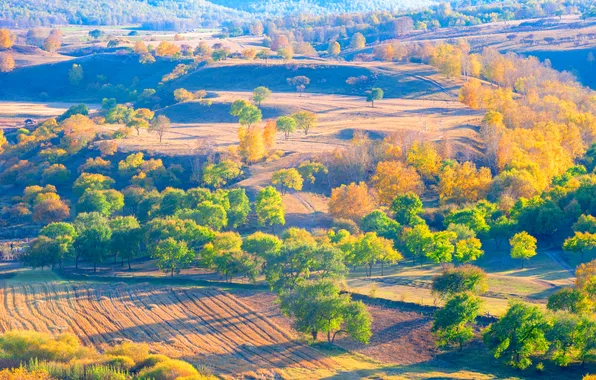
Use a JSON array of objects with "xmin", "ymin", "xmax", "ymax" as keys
[
  {"xmin": 0, "ymin": 54, "xmax": 178, "ymax": 102},
  {"xmin": 163, "ymin": 62, "xmax": 443, "ymax": 100}
]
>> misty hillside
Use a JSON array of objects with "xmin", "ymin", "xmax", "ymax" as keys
[{"xmin": 1, "ymin": 0, "xmax": 435, "ymax": 28}]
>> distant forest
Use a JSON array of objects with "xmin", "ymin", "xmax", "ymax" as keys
[{"xmin": 0, "ymin": 0, "xmax": 595, "ymax": 30}]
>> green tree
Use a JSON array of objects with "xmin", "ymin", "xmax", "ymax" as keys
[
  {"xmin": 547, "ymin": 288, "xmax": 593, "ymax": 315},
  {"xmin": 432, "ymin": 292, "xmax": 482, "ymax": 351},
  {"xmin": 280, "ymin": 279, "xmax": 372, "ymax": 344},
  {"xmin": 176, "ymin": 201, "xmax": 228, "ymax": 231},
  {"xmin": 68, "ymin": 64, "xmax": 84, "ymax": 86},
  {"xmin": 73, "ymin": 213, "xmax": 112, "ymax": 272},
  {"xmin": 350, "ymin": 232, "xmax": 402, "ymax": 276},
  {"xmin": 367, "ymin": 88, "xmax": 384, "ymax": 108},
  {"xmin": 201, "ymin": 160, "xmax": 242, "ymax": 189},
  {"xmin": 255, "ymin": 186, "xmax": 285, "ymax": 229},
  {"xmin": 152, "ymin": 238, "xmax": 194, "ymax": 277},
  {"xmin": 489, "ymin": 215, "xmax": 515, "ymax": 249},
  {"xmin": 404, "ymin": 223, "xmax": 433, "ymax": 265},
  {"xmin": 109, "ymin": 216, "xmax": 142, "ymax": 269},
  {"xmin": 431, "ymin": 265, "xmax": 488, "ymax": 299},
  {"xmin": 292, "ymin": 111, "xmax": 317, "ymax": 135},
  {"xmin": 252, "ymin": 86, "xmax": 271, "ymax": 106},
  {"xmin": 230, "ymin": 100, "xmax": 262, "ymax": 128},
  {"xmin": 202, "ymin": 232, "xmax": 261, "ymax": 282},
  {"xmin": 510, "ymin": 231, "xmax": 537, "ymax": 268},
  {"xmin": 546, "ymin": 312, "xmax": 583, "ymax": 367},
  {"xmin": 360, "ymin": 210, "xmax": 401, "ymax": 242},
  {"xmin": 227, "ymin": 188, "xmax": 250, "ymax": 228},
  {"xmin": 483, "ymin": 301, "xmax": 550, "ymax": 369},
  {"xmin": 391, "ymin": 192, "xmax": 423, "ymax": 226},
  {"xmin": 427, "ymin": 231, "xmax": 457, "ymax": 265},
  {"xmin": 563, "ymin": 232, "xmax": 596, "ymax": 261},
  {"xmin": 88, "ymin": 29, "xmax": 102, "ymax": 39},
  {"xmin": 276, "ymin": 116, "xmax": 297, "ymax": 140},
  {"xmin": 77, "ymin": 189, "xmax": 124, "ymax": 216},
  {"xmin": 39, "ymin": 222, "xmax": 77, "ymax": 265},
  {"xmin": 159, "ymin": 188, "xmax": 187, "ymax": 216},
  {"xmin": 22, "ymin": 236, "xmax": 61, "ymax": 269},
  {"xmin": 272, "ymin": 168, "xmax": 303, "ymax": 194},
  {"xmin": 144, "ymin": 217, "xmax": 215, "ymax": 252},
  {"xmin": 73, "ymin": 173, "xmax": 115, "ymax": 196},
  {"xmin": 243, "ymin": 232, "xmax": 282, "ymax": 257},
  {"xmin": 297, "ymin": 161, "xmax": 328, "ymax": 186}
]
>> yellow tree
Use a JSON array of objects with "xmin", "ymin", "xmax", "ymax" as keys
[
  {"xmin": 0, "ymin": 53, "xmax": 15, "ymax": 73},
  {"xmin": 371, "ymin": 161, "xmax": 424, "ymax": 205},
  {"xmin": 238, "ymin": 126, "xmax": 265, "ymax": 164},
  {"xmin": 0, "ymin": 29, "xmax": 13, "ymax": 49},
  {"xmin": 263, "ymin": 120, "xmax": 277, "ymax": 151},
  {"xmin": 329, "ymin": 182, "xmax": 376, "ymax": 222},
  {"xmin": 439, "ymin": 162, "xmax": 492, "ymax": 204},
  {"xmin": 407, "ymin": 141, "xmax": 442, "ymax": 180}
]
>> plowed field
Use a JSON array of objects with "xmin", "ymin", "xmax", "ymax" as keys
[{"xmin": 0, "ymin": 282, "xmax": 336, "ymax": 379}]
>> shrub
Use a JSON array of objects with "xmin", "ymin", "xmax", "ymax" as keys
[
  {"xmin": 0, "ymin": 368, "xmax": 51, "ymax": 379},
  {"xmin": 101, "ymin": 355, "xmax": 135, "ymax": 371},
  {"xmin": 0, "ymin": 331, "xmax": 91, "ymax": 362},
  {"xmin": 136, "ymin": 354, "xmax": 169, "ymax": 370},
  {"xmin": 104, "ymin": 342, "xmax": 149, "ymax": 365},
  {"xmin": 138, "ymin": 359, "xmax": 200, "ymax": 380}
]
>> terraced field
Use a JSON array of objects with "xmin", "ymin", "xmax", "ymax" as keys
[{"xmin": 0, "ymin": 282, "xmax": 335, "ymax": 379}]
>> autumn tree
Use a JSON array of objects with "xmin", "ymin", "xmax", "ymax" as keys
[
  {"xmin": 287, "ymin": 76, "xmax": 310, "ymax": 96},
  {"xmin": 328, "ymin": 41, "xmax": 341, "ymax": 56},
  {"xmin": 272, "ymin": 168, "xmax": 303, "ymax": 194},
  {"xmin": 276, "ymin": 116, "xmax": 297, "ymax": 139},
  {"xmin": 263, "ymin": 120, "xmax": 277, "ymax": 150},
  {"xmin": 371, "ymin": 161, "xmax": 424, "ymax": 205},
  {"xmin": 366, "ymin": 88, "xmax": 384, "ymax": 108},
  {"xmin": 155, "ymin": 41, "xmax": 180, "ymax": 57},
  {"xmin": 0, "ymin": 53, "xmax": 15, "ymax": 73},
  {"xmin": 32, "ymin": 198, "xmax": 70, "ymax": 224},
  {"xmin": 329, "ymin": 182, "xmax": 376, "ymax": 223},
  {"xmin": 252, "ymin": 86, "xmax": 271, "ymax": 106},
  {"xmin": 510, "ymin": 231, "xmax": 537, "ymax": 268},
  {"xmin": 149, "ymin": 115, "xmax": 171, "ymax": 143},
  {"xmin": 43, "ymin": 33, "xmax": 61, "ymax": 54},
  {"xmin": 133, "ymin": 41, "xmax": 148, "ymax": 55},
  {"xmin": 292, "ymin": 111, "xmax": 317, "ymax": 135},
  {"xmin": 407, "ymin": 141, "xmax": 442, "ymax": 180},
  {"xmin": 439, "ymin": 161, "xmax": 492, "ymax": 204},
  {"xmin": 255, "ymin": 186, "xmax": 285, "ymax": 229},
  {"xmin": 350, "ymin": 33, "xmax": 366, "ymax": 49},
  {"xmin": 0, "ymin": 29, "xmax": 12, "ymax": 49},
  {"xmin": 238, "ymin": 125, "xmax": 265, "ymax": 164},
  {"xmin": 242, "ymin": 48, "xmax": 257, "ymax": 60}
]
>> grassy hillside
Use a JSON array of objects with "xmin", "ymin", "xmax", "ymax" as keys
[
  {"xmin": 528, "ymin": 48, "xmax": 596, "ymax": 90},
  {"xmin": 0, "ymin": 54, "xmax": 178, "ymax": 102},
  {"xmin": 164, "ymin": 62, "xmax": 444, "ymax": 100},
  {"xmin": 210, "ymin": 0, "xmax": 433, "ymax": 14}
]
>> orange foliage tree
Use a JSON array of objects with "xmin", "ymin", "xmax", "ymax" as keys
[
  {"xmin": 329, "ymin": 182, "xmax": 376, "ymax": 222},
  {"xmin": 371, "ymin": 161, "xmax": 424, "ymax": 205}
]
